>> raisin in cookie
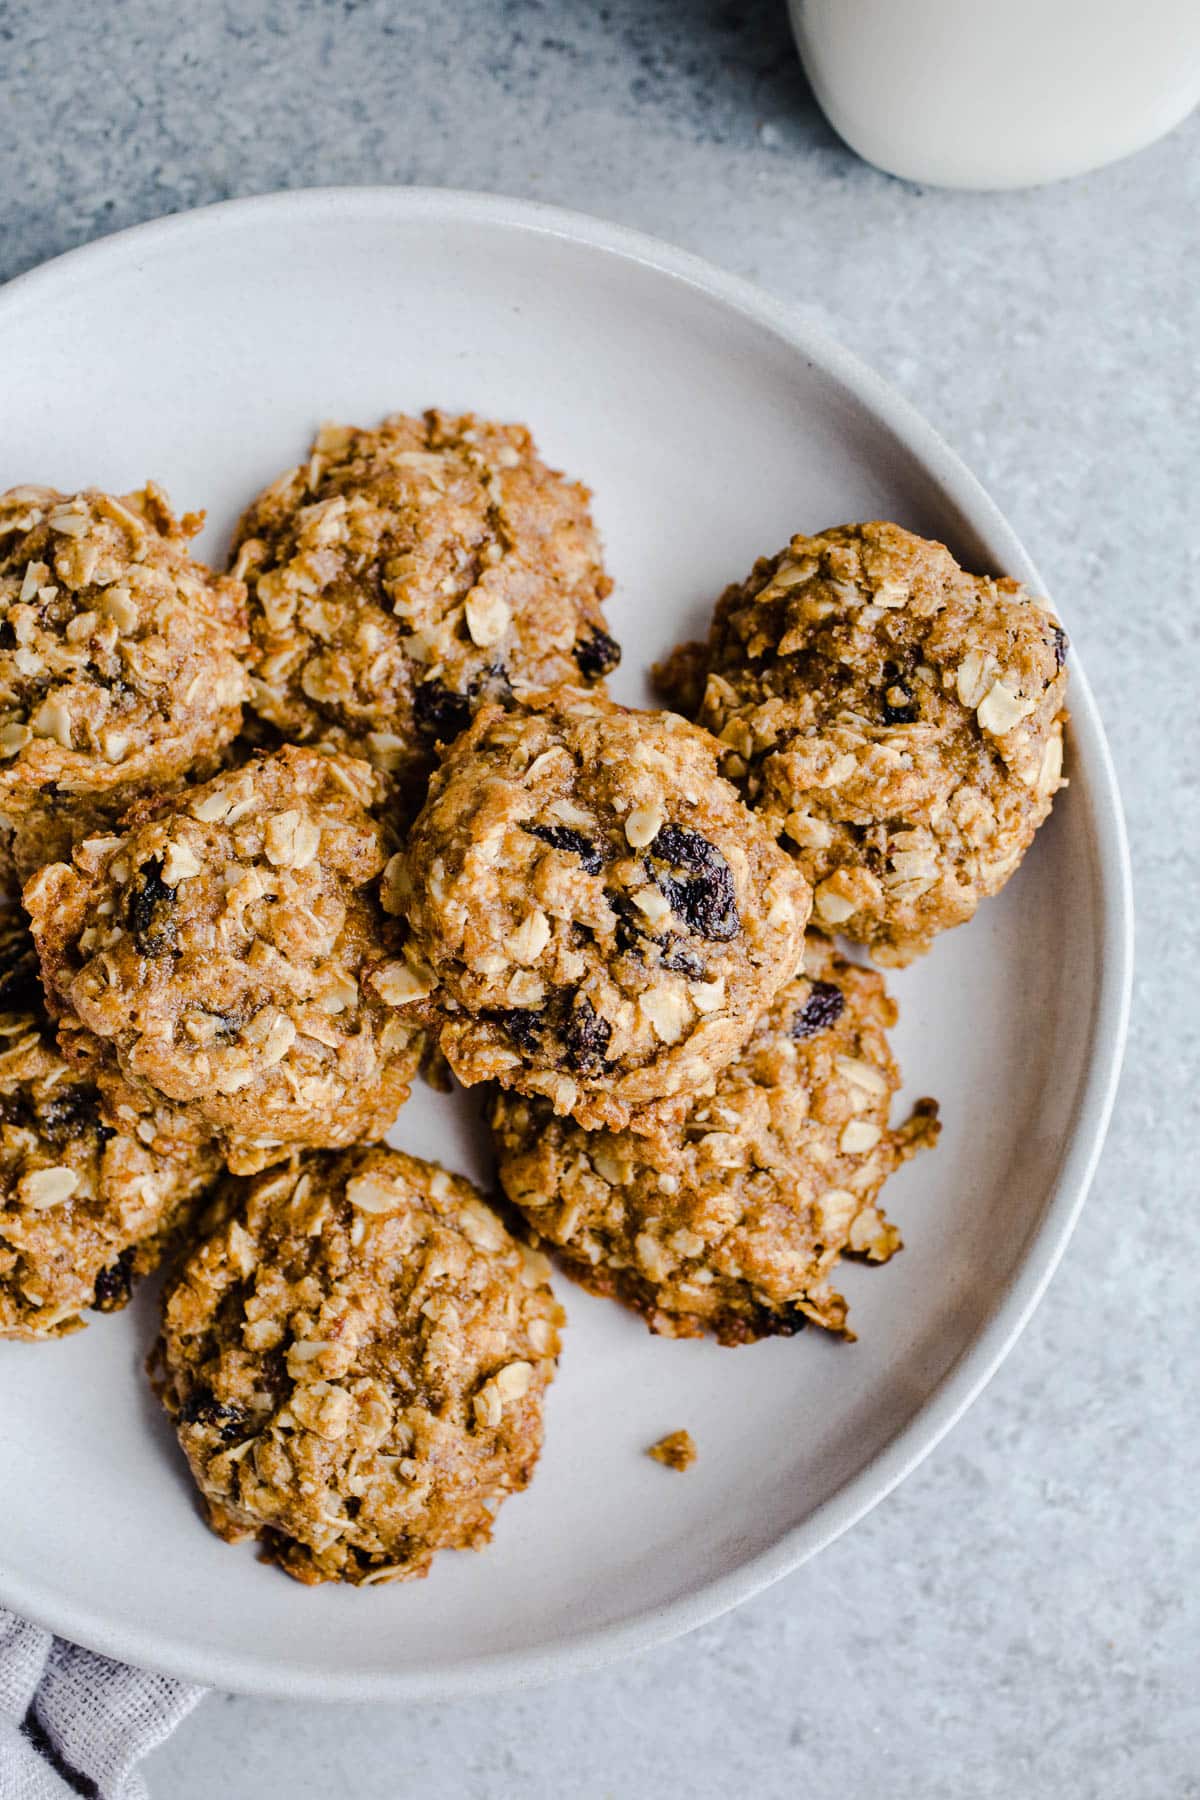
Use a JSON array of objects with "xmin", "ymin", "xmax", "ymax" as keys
[
  {"xmin": 151, "ymin": 1146, "xmax": 563, "ymax": 1585},
  {"xmin": 0, "ymin": 915, "xmax": 221, "ymax": 1340},
  {"xmin": 387, "ymin": 688, "xmax": 812, "ymax": 1130},
  {"xmin": 25, "ymin": 746, "xmax": 424, "ymax": 1175},
  {"xmin": 655, "ymin": 522, "xmax": 1068, "ymax": 965},
  {"xmin": 232, "ymin": 411, "xmax": 618, "ymax": 801},
  {"xmin": 0, "ymin": 484, "xmax": 249, "ymax": 876},
  {"xmin": 490, "ymin": 936, "xmax": 938, "ymax": 1344}
]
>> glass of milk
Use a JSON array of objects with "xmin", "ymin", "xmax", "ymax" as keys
[{"xmin": 789, "ymin": 0, "xmax": 1200, "ymax": 188}]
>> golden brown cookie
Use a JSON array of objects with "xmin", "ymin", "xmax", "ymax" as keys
[
  {"xmin": 655, "ymin": 522, "xmax": 1068, "ymax": 964},
  {"xmin": 7, "ymin": 794, "xmax": 123, "ymax": 885},
  {"xmin": 388, "ymin": 687, "xmax": 812, "ymax": 1131},
  {"xmin": 0, "ymin": 484, "xmax": 249, "ymax": 874},
  {"xmin": 231, "ymin": 411, "xmax": 618, "ymax": 803},
  {"xmin": 152, "ymin": 1146, "xmax": 564, "ymax": 1585},
  {"xmin": 24, "ymin": 746, "xmax": 424, "ymax": 1174},
  {"xmin": 490, "ymin": 936, "xmax": 938, "ymax": 1344},
  {"xmin": 0, "ymin": 914, "xmax": 222, "ymax": 1340}
]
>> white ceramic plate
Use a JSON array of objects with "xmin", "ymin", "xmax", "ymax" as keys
[{"xmin": 0, "ymin": 188, "xmax": 1131, "ymax": 1701}]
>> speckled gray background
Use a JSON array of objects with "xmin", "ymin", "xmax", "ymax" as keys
[{"xmin": 3, "ymin": 3, "xmax": 1197, "ymax": 1796}]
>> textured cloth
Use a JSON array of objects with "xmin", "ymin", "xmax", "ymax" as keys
[{"xmin": 0, "ymin": 1611, "xmax": 204, "ymax": 1799}]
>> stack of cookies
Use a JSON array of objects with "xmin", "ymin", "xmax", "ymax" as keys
[{"xmin": 0, "ymin": 411, "xmax": 1069, "ymax": 1585}]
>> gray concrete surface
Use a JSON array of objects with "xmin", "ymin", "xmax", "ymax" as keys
[{"xmin": 2, "ymin": 2, "xmax": 1197, "ymax": 1795}]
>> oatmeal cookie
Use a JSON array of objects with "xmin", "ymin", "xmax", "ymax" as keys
[
  {"xmin": 152, "ymin": 1146, "xmax": 563, "ymax": 1585},
  {"xmin": 388, "ymin": 687, "xmax": 811, "ymax": 1130},
  {"xmin": 0, "ymin": 914, "xmax": 221, "ymax": 1340},
  {"xmin": 8, "ymin": 794, "xmax": 124, "ymax": 885},
  {"xmin": 490, "ymin": 935, "xmax": 939, "ymax": 1344},
  {"xmin": 655, "ymin": 522, "xmax": 1068, "ymax": 964},
  {"xmin": 24, "ymin": 746, "xmax": 424, "ymax": 1175},
  {"xmin": 0, "ymin": 484, "xmax": 249, "ymax": 870},
  {"xmin": 232, "ymin": 411, "xmax": 617, "ymax": 800}
]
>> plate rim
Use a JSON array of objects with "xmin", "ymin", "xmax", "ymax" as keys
[{"xmin": 0, "ymin": 185, "xmax": 1134, "ymax": 1701}]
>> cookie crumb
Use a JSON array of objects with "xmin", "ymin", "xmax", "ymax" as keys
[{"xmin": 647, "ymin": 1429, "xmax": 697, "ymax": 1471}]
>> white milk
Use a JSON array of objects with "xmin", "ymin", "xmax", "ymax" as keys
[{"xmin": 790, "ymin": 0, "xmax": 1200, "ymax": 188}]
